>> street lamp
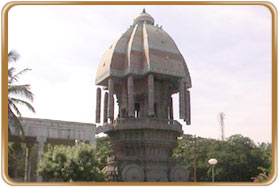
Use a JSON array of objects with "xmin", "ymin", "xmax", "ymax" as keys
[{"xmin": 208, "ymin": 158, "xmax": 218, "ymax": 182}]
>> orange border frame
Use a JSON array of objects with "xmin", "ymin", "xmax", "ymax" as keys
[{"xmin": 1, "ymin": 1, "xmax": 278, "ymax": 186}]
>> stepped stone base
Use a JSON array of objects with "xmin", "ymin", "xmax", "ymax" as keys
[{"xmin": 102, "ymin": 118, "xmax": 188, "ymax": 182}]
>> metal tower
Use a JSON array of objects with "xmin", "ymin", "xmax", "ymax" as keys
[{"xmin": 218, "ymin": 112, "xmax": 225, "ymax": 141}]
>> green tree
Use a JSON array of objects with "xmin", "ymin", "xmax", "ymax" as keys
[
  {"xmin": 252, "ymin": 167, "xmax": 271, "ymax": 182},
  {"xmin": 37, "ymin": 143, "xmax": 106, "ymax": 182},
  {"xmin": 173, "ymin": 134, "xmax": 272, "ymax": 182},
  {"xmin": 258, "ymin": 142, "xmax": 272, "ymax": 169},
  {"xmin": 8, "ymin": 142, "xmax": 26, "ymax": 179},
  {"xmin": 8, "ymin": 50, "xmax": 35, "ymax": 137},
  {"xmin": 252, "ymin": 142, "xmax": 272, "ymax": 182},
  {"xmin": 8, "ymin": 142, "xmax": 38, "ymax": 181},
  {"xmin": 95, "ymin": 136, "xmax": 113, "ymax": 170}
]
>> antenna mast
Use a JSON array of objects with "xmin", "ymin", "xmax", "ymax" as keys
[{"xmin": 218, "ymin": 112, "xmax": 225, "ymax": 141}]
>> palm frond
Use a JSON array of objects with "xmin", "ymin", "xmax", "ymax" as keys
[
  {"xmin": 13, "ymin": 68, "xmax": 31, "ymax": 78},
  {"xmin": 7, "ymin": 50, "xmax": 33, "ymax": 141},
  {"xmin": 8, "ymin": 84, "xmax": 34, "ymax": 102},
  {"xmin": 8, "ymin": 50, "xmax": 20, "ymax": 63},
  {"xmin": 8, "ymin": 68, "xmax": 31, "ymax": 84},
  {"xmin": 8, "ymin": 67, "xmax": 16, "ymax": 79},
  {"xmin": 8, "ymin": 99, "xmax": 22, "ymax": 117},
  {"xmin": 8, "ymin": 105, "xmax": 25, "ymax": 138},
  {"xmin": 10, "ymin": 98, "xmax": 35, "ymax": 113}
]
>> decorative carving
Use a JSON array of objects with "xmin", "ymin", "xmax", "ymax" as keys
[
  {"xmin": 121, "ymin": 164, "xmax": 144, "ymax": 182},
  {"xmin": 146, "ymin": 169, "xmax": 168, "ymax": 182},
  {"xmin": 170, "ymin": 166, "xmax": 188, "ymax": 182}
]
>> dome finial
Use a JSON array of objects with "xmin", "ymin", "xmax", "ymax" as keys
[{"xmin": 134, "ymin": 9, "xmax": 154, "ymax": 25}]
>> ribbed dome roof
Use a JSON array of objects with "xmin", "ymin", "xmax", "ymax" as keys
[
  {"xmin": 96, "ymin": 10, "xmax": 191, "ymax": 89},
  {"xmin": 133, "ymin": 8, "xmax": 154, "ymax": 25}
]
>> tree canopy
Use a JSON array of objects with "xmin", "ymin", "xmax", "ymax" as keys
[
  {"xmin": 173, "ymin": 134, "xmax": 272, "ymax": 182},
  {"xmin": 95, "ymin": 136, "xmax": 113, "ymax": 170},
  {"xmin": 8, "ymin": 50, "xmax": 35, "ymax": 137},
  {"xmin": 37, "ymin": 143, "xmax": 106, "ymax": 182}
]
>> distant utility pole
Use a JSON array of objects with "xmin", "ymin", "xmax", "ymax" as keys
[{"xmin": 218, "ymin": 112, "xmax": 225, "ymax": 141}]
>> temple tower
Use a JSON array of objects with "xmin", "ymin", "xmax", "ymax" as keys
[{"xmin": 95, "ymin": 9, "xmax": 191, "ymax": 182}]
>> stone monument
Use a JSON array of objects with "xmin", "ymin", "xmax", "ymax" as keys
[{"xmin": 95, "ymin": 9, "xmax": 191, "ymax": 182}]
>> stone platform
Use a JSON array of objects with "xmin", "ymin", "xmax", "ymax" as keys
[{"xmin": 102, "ymin": 118, "xmax": 188, "ymax": 182}]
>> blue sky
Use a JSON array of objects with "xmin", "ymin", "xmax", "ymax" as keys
[{"xmin": 8, "ymin": 5, "xmax": 272, "ymax": 143}]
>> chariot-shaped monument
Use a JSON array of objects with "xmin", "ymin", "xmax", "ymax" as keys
[{"xmin": 95, "ymin": 9, "xmax": 191, "ymax": 182}]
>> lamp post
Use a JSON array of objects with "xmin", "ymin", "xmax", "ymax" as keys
[{"xmin": 208, "ymin": 158, "xmax": 218, "ymax": 182}]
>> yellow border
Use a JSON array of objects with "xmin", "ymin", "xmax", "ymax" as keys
[{"xmin": 1, "ymin": 1, "xmax": 277, "ymax": 186}]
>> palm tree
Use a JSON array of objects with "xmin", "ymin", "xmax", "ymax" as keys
[{"xmin": 8, "ymin": 50, "xmax": 35, "ymax": 137}]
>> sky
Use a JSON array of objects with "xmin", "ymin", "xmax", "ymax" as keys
[{"xmin": 7, "ymin": 5, "xmax": 272, "ymax": 143}]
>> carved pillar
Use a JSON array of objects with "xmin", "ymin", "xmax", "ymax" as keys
[
  {"xmin": 163, "ymin": 81, "xmax": 169, "ymax": 119},
  {"xmin": 128, "ymin": 76, "xmax": 135, "ymax": 117},
  {"xmin": 111, "ymin": 95, "xmax": 114, "ymax": 122},
  {"xmin": 95, "ymin": 87, "xmax": 101, "ymax": 123},
  {"xmin": 108, "ymin": 79, "xmax": 114, "ymax": 121},
  {"xmin": 169, "ymin": 96, "xmax": 173, "ymax": 120},
  {"xmin": 148, "ymin": 74, "xmax": 154, "ymax": 117},
  {"xmin": 103, "ymin": 92, "xmax": 108, "ymax": 123},
  {"xmin": 185, "ymin": 90, "xmax": 191, "ymax": 125},
  {"xmin": 36, "ymin": 137, "xmax": 46, "ymax": 182},
  {"xmin": 117, "ymin": 96, "xmax": 121, "ymax": 118},
  {"xmin": 24, "ymin": 143, "xmax": 32, "ymax": 182},
  {"xmin": 179, "ymin": 79, "xmax": 186, "ymax": 119},
  {"xmin": 143, "ymin": 94, "xmax": 148, "ymax": 117},
  {"xmin": 121, "ymin": 82, "xmax": 128, "ymax": 118}
]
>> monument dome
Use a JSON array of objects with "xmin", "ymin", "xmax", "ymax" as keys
[
  {"xmin": 95, "ymin": 9, "xmax": 191, "ymax": 91},
  {"xmin": 133, "ymin": 8, "xmax": 155, "ymax": 25}
]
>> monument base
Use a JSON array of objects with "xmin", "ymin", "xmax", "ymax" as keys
[{"xmin": 102, "ymin": 118, "xmax": 188, "ymax": 182}]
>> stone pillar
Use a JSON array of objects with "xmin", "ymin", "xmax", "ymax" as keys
[
  {"xmin": 108, "ymin": 78, "xmax": 114, "ymax": 121},
  {"xmin": 111, "ymin": 96, "xmax": 115, "ymax": 123},
  {"xmin": 185, "ymin": 90, "xmax": 191, "ymax": 125},
  {"xmin": 169, "ymin": 96, "xmax": 173, "ymax": 120},
  {"xmin": 36, "ymin": 137, "xmax": 46, "ymax": 182},
  {"xmin": 128, "ymin": 76, "xmax": 135, "ymax": 117},
  {"xmin": 143, "ymin": 94, "xmax": 148, "ymax": 117},
  {"xmin": 117, "ymin": 96, "xmax": 121, "ymax": 118},
  {"xmin": 24, "ymin": 143, "xmax": 32, "ymax": 182},
  {"xmin": 163, "ymin": 81, "xmax": 169, "ymax": 119},
  {"xmin": 103, "ymin": 92, "xmax": 108, "ymax": 123},
  {"xmin": 148, "ymin": 74, "xmax": 155, "ymax": 117},
  {"xmin": 121, "ymin": 82, "xmax": 128, "ymax": 117},
  {"xmin": 95, "ymin": 87, "xmax": 101, "ymax": 123},
  {"xmin": 179, "ymin": 79, "xmax": 186, "ymax": 119}
]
